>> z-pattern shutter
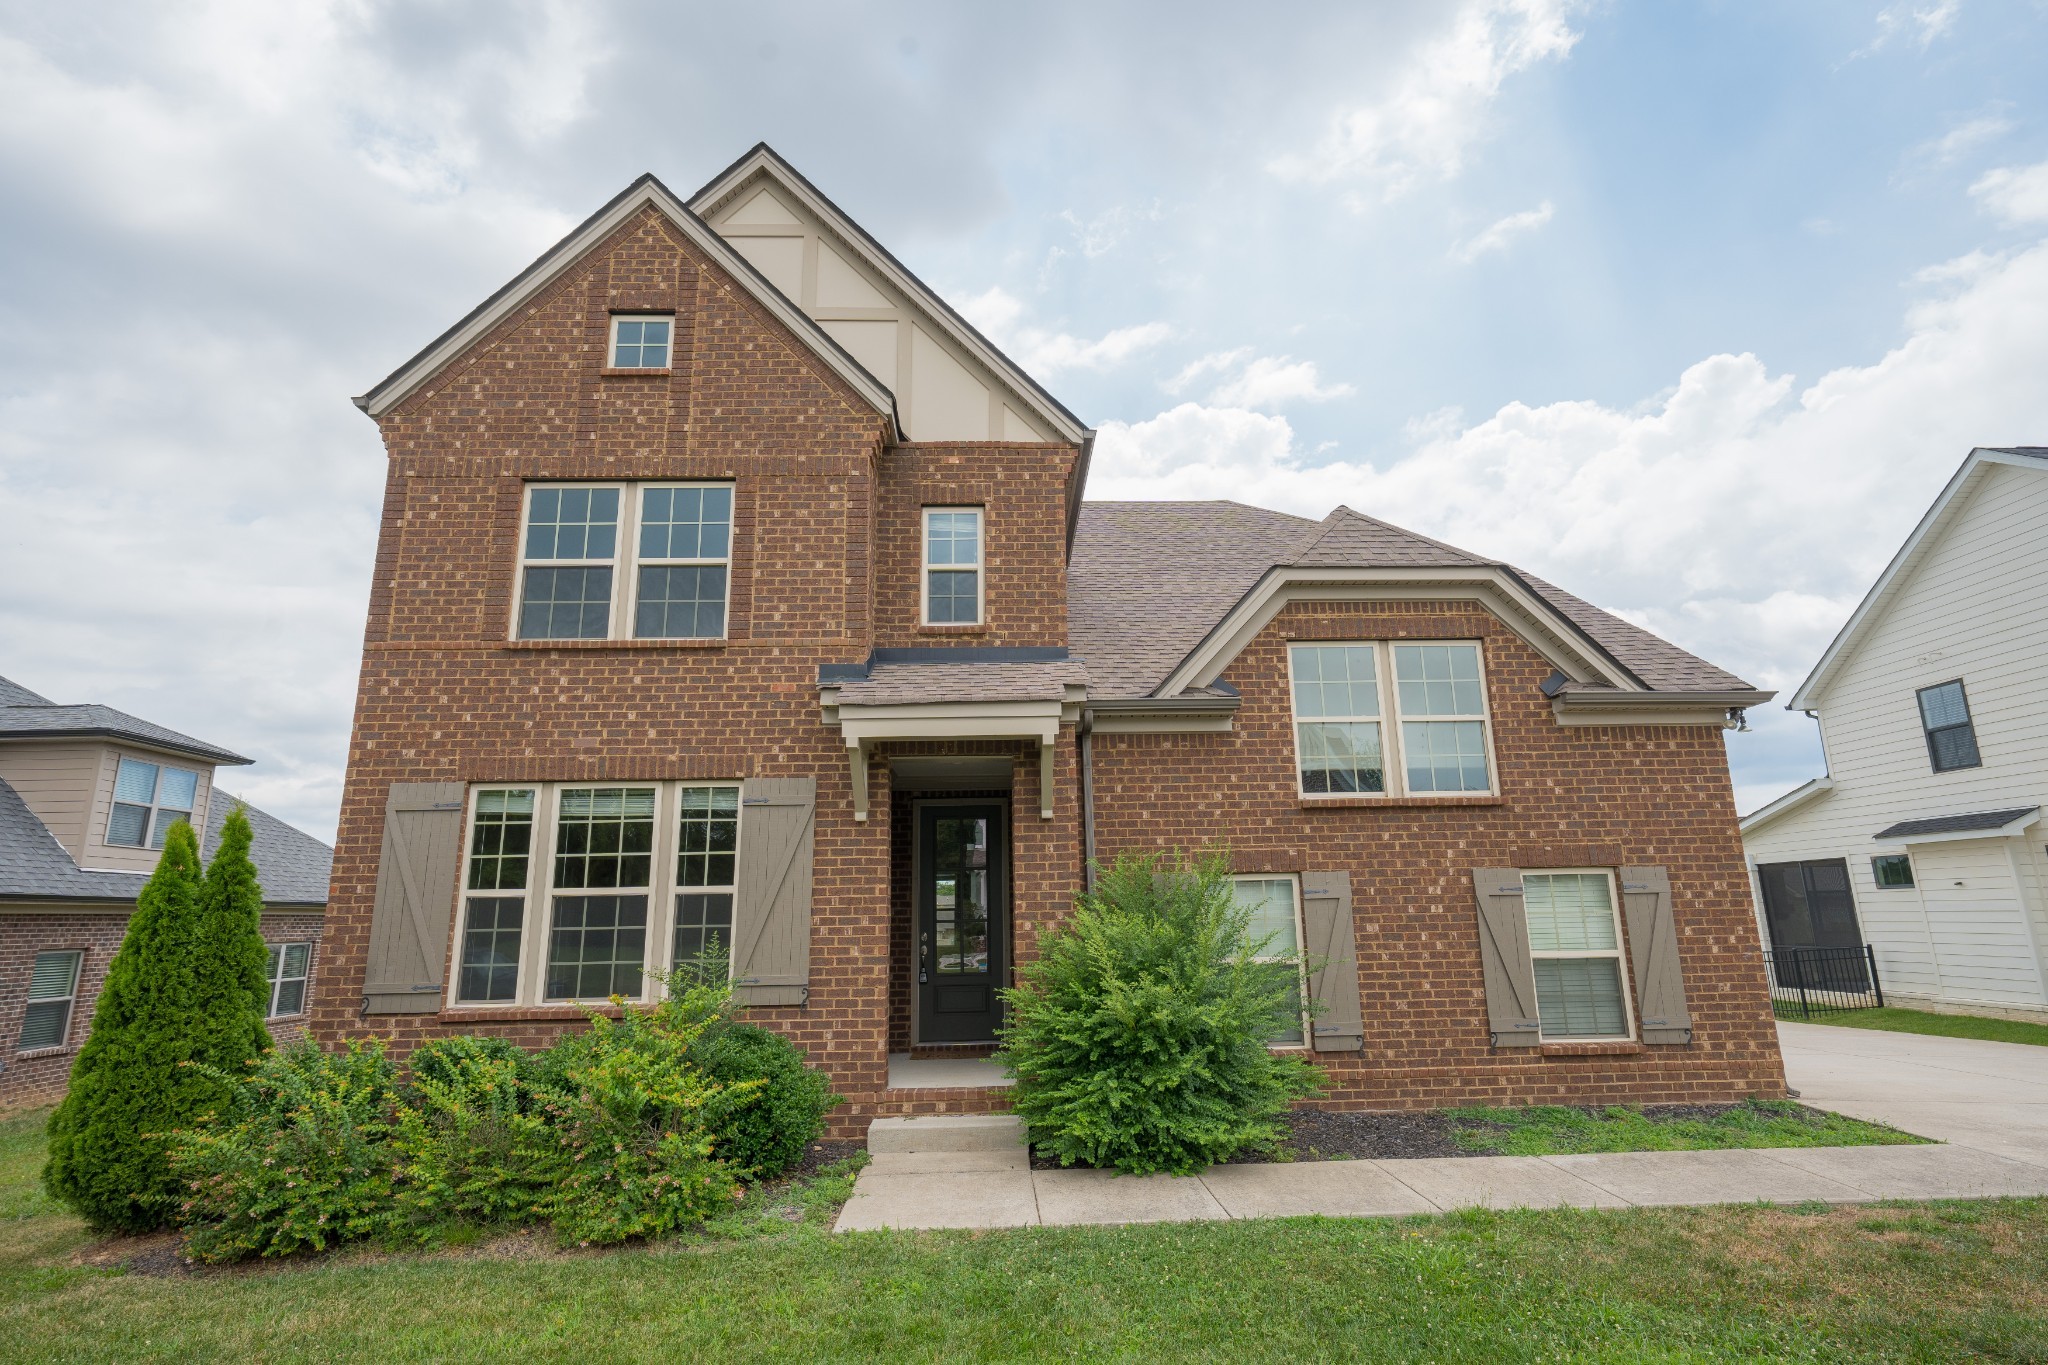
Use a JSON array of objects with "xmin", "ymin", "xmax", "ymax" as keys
[
  {"xmin": 1301, "ymin": 870, "xmax": 1363, "ymax": 1052},
  {"xmin": 733, "ymin": 776, "xmax": 815, "ymax": 1007},
  {"xmin": 362, "ymin": 781, "xmax": 466, "ymax": 1015},
  {"xmin": 1471, "ymin": 868, "xmax": 1542, "ymax": 1047},
  {"xmin": 1620, "ymin": 865, "xmax": 1693, "ymax": 1045}
]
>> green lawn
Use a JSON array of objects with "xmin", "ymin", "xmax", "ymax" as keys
[
  {"xmin": 1446, "ymin": 1099, "xmax": 1926, "ymax": 1156},
  {"xmin": 4, "ymin": 1109, "xmax": 2046, "ymax": 1361},
  {"xmin": 1794, "ymin": 1006, "xmax": 2048, "ymax": 1048}
]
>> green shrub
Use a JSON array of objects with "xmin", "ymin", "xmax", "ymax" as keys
[
  {"xmin": 393, "ymin": 1039, "xmax": 564, "ymax": 1234},
  {"xmin": 44, "ymin": 818, "xmax": 272, "ymax": 1232},
  {"xmin": 997, "ymin": 852, "xmax": 1324, "ymax": 1175},
  {"xmin": 696, "ymin": 1024, "xmax": 840, "ymax": 1179},
  {"xmin": 406, "ymin": 1034, "xmax": 535, "ymax": 1093},
  {"xmin": 165, "ymin": 1040, "xmax": 401, "ymax": 1262}
]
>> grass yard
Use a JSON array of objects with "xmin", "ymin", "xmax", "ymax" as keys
[
  {"xmin": 4, "ymin": 1109, "xmax": 2046, "ymax": 1361},
  {"xmin": 1798, "ymin": 1006, "xmax": 2048, "ymax": 1048},
  {"xmin": 1445, "ymin": 1099, "xmax": 1926, "ymax": 1156}
]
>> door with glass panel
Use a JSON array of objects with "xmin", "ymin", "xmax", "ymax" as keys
[{"xmin": 915, "ymin": 803, "xmax": 1007, "ymax": 1043}]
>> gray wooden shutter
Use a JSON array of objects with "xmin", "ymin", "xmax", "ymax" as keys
[
  {"xmin": 1301, "ymin": 870, "xmax": 1363, "ymax": 1052},
  {"xmin": 732, "ymin": 776, "xmax": 815, "ymax": 1007},
  {"xmin": 361, "ymin": 782, "xmax": 466, "ymax": 1014},
  {"xmin": 1471, "ymin": 868, "xmax": 1542, "ymax": 1047},
  {"xmin": 1621, "ymin": 865, "xmax": 1693, "ymax": 1044}
]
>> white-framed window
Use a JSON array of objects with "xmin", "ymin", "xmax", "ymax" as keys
[
  {"xmin": 514, "ymin": 482, "xmax": 732, "ymax": 642},
  {"xmin": 451, "ymin": 781, "xmax": 743, "ymax": 1008},
  {"xmin": 1522, "ymin": 870, "xmax": 1634, "ymax": 1041},
  {"xmin": 1287, "ymin": 641, "xmax": 1496, "ymax": 798},
  {"xmin": 107, "ymin": 756, "xmax": 201, "ymax": 849},
  {"xmin": 609, "ymin": 314, "xmax": 673, "ymax": 369},
  {"xmin": 265, "ymin": 942, "xmax": 311, "ymax": 1017},
  {"xmin": 20, "ymin": 950, "xmax": 83, "ymax": 1051},
  {"xmin": 922, "ymin": 507, "xmax": 984, "ymax": 625},
  {"xmin": 1232, "ymin": 875, "xmax": 1307, "ymax": 1046},
  {"xmin": 1871, "ymin": 854, "xmax": 1915, "ymax": 889}
]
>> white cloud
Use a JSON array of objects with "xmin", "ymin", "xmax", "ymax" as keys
[
  {"xmin": 1208, "ymin": 356, "xmax": 1355, "ymax": 407},
  {"xmin": 1873, "ymin": 1, "xmax": 1962, "ymax": 51},
  {"xmin": 1269, "ymin": 0, "xmax": 1581, "ymax": 198},
  {"xmin": 1056, "ymin": 201, "xmax": 1162, "ymax": 258},
  {"xmin": 1904, "ymin": 113, "xmax": 2010, "ymax": 171},
  {"xmin": 954, "ymin": 285, "xmax": 1172, "ymax": 377},
  {"xmin": 1450, "ymin": 200, "xmax": 1554, "ymax": 261},
  {"xmin": 1163, "ymin": 348, "xmax": 1254, "ymax": 395},
  {"xmin": 1971, "ymin": 159, "xmax": 2048, "ymax": 225}
]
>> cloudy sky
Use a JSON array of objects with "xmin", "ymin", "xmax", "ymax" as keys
[{"xmin": 4, "ymin": 0, "xmax": 2047, "ymax": 844}]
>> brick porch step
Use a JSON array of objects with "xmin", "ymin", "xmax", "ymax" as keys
[{"xmin": 867, "ymin": 1114, "xmax": 1027, "ymax": 1155}]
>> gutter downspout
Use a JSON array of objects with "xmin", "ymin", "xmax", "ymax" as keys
[{"xmin": 1078, "ymin": 709, "xmax": 1097, "ymax": 891}]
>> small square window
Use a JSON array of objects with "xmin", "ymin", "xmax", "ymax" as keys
[
  {"xmin": 1871, "ymin": 854, "xmax": 1915, "ymax": 889},
  {"xmin": 610, "ymin": 315, "xmax": 673, "ymax": 369}
]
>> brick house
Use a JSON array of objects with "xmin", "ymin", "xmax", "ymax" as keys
[
  {"xmin": 315, "ymin": 144, "xmax": 1788, "ymax": 1133},
  {"xmin": 0, "ymin": 675, "xmax": 332, "ymax": 1109}
]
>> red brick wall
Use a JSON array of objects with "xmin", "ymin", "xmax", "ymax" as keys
[
  {"xmin": 1089, "ymin": 599, "xmax": 1786, "ymax": 1109},
  {"xmin": 1, "ymin": 909, "xmax": 325, "ymax": 1112}
]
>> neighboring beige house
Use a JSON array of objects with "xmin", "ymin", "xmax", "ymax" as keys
[
  {"xmin": 0, "ymin": 674, "xmax": 332, "ymax": 1108},
  {"xmin": 1741, "ymin": 447, "xmax": 2048, "ymax": 1021}
]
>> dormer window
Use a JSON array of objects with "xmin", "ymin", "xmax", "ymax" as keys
[
  {"xmin": 609, "ymin": 315, "xmax": 672, "ymax": 369},
  {"xmin": 923, "ymin": 507, "xmax": 983, "ymax": 626},
  {"xmin": 107, "ymin": 757, "xmax": 199, "ymax": 849}
]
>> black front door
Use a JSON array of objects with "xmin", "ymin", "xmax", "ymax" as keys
[{"xmin": 916, "ymin": 802, "xmax": 1006, "ymax": 1043}]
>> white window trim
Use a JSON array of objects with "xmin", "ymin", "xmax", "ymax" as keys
[
  {"xmin": 1233, "ymin": 874, "xmax": 1310, "ymax": 1049},
  {"xmin": 20, "ymin": 949, "xmax": 83, "ymax": 1052},
  {"xmin": 1521, "ymin": 868, "xmax": 1637, "ymax": 1044},
  {"xmin": 1869, "ymin": 852, "xmax": 1917, "ymax": 890},
  {"xmin": 512, "ymin": 481, "xmax": 733, "ymax": 643},
  {"xmin": 1286, "ymin": 639, "xmax": 1499, "ymax": 800},
  {"xmin": 607, "ymin": 312, "xmax": 674, "ymax": 370},
  {"xmin": 265, "ymin": 941, "xmax": 312, "ymax": 1018},
  {"xmin": 106, "ymin": 755, "xmax": 202, "ymax": 849},
  {"xmin": 921, "ymin": 506, "xmax": 985, "ymax": 626},
  {"xmin": 450, "ymin": 781, "xmax": 744, "ymax": 1010}
]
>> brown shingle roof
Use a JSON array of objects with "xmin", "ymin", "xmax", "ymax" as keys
[
  {"xmin": 831, "ymin": 660, "xmax": 1088, "ymax": 706},
  {"xmin": 1068, "ymin": 501, "xmax": 1756, "ymax": 698}
]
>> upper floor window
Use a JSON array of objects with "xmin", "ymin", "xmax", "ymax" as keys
[
  {"xmin": 1916, "ymin": 679, "xmax": 1980, "ymax": 773},
  {"xmin": 609, "ymin": 314, "xmax": 672, "ymax": 369},
  {"xmin": 107, "ymin": 757, "xmax": 199, "ymax": 848},
  {"xmin": 923, "ymin": 507, "xmax": 983, "ymax": 625},
  {"xmin": 516, "ymin": 483, "xmax": 732, "ymax": 642},
  {"xmin": 1288, "ymin": 641, "xmax": 1495, "ymax": 797}
]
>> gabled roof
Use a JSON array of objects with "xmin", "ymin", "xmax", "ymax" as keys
[
  {"xmin": 1068, "ymin": 502, "xmax": 1763, "ymax": 703},
  {"xmin": 1873, "ymin": 805, "xmax": 2040, "ymax": 842},
  {"xmin": 0, "ymin": 675, "xmax": 249, "ymax": 765},
  {"xmin": 353, "ymin": 171, "xmax": 900, "ymax": 431},
  {"xmin": 1788, "ymin": 447, "xmax": 2048, "ymax": 711},
  {"xmin": 687, "ymin": 143, "xmax": 1091, "ymax": 448},
  {"xmin": 0, "ymin": 779, "xmax": 331, "ymax": 906}
]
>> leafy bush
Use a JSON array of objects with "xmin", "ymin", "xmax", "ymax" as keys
[
  {"xmin": 998, "ymin": 852, "xmax": 1323, "ymax": 1175},
  {"xmin": 406, "ymin": 1034, "xmax": 535, "ymax": 1092},
  {"xmin": 392, "ymin": 1038, "xmax": 564, "ymax": 1234},
  {"xmin": 165, "ymin": 1040, "xmax": 401, "ymax": 1262},
  {"xmin": 696, "ymin": 1024, "xmax": 840, "ymax": 1179}
]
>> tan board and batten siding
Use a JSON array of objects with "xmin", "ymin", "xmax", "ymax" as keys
[
  {"xmin": 1744, "ymin": 459, "xmax": 2048, "ymax": 1011},
  {"xmin": 0, "ymin": 742, "xmax": 214, "ymax": 872},
  {"xmin": 704, "ymin": 184, "xmax": 1054, "ymax": 443}
]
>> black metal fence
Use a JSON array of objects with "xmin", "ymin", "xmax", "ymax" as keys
[{"xmin": 1765, "ymin": 945, "xmax": 1884, "ymax": 1019}]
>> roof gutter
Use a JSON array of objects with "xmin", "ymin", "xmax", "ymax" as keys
[{"xmin": 1550, "ymin": 688, "xmax": 1776, "ymax": 729}]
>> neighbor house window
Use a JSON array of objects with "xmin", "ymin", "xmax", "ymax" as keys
[
  {"xmin": 456, "ymin": 788, "xmax": 535, "ymax": 1004},
  {"xmin": 609, "ymin": 314, "xmax": 672, "ymax": 369},
  {"xmin": 515, "ymin": 483, "xmax": 732, "ymax": 642},
  {"xmin": 1522, "ymin": 871, "xmax": 1632, "ymax": 1041},
  {"xmin": 106, "ymin": 757, "xmax": 200, "ymax": 849},
  {"xmin": 923, "ymin": 507, "xmax": 983, "ymax": 625},
  {"xmin": 20, "ymin": 951, "xmax": 83, "ymax": 1051},
  {"xmin": 265, "ymin": 943, "xmax": 311, "ymax": 1017},
  {"xmin": 673, "ymin": 785, "xmax": 741, "ymax": 967},
  {"xmin": 1289, "ymin": 641, "xmax": 1494, "ymax": 797},
  {"xmin": 545, "ymin": 787, "xmax": 656, "ymax": 1001},
  {"xmin": 1233, "ymin": 876, "xmax": 1307, "ymax": 1046},
  {"xmin": 1916, "ymin": 680, "xmax": 1980, "ymax": 773},
  {"xmin": 1871, "ymin": 854, "xmax": 1915, "ymax": 889}
]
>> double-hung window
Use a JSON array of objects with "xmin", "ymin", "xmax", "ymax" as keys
[
  {"xmin": 515, "ymin": 482, "xmax": 732, "ymax": 641},
  {"xmin": 674, "ymin": 786, "xmax": 741, "ymax": 967},
  {"xmin": 107, "ymin": 757, "xmax": 200, "ymax": 849},
  {"xmin": 20, "ymin": 950, "xmax": 83, "ymax": 1050},
  {"xmin": 546, "ymin": 788, "xmax": 657, "ymax": 1001},
  {"xmin": 1288, "ymin": 641, "xmax": 1495, "ymax": 797},
  {"xmin": 609, "ymin": 314, "xmax": 672, "ymax": 369},
  {"xmin": 1916, "ymin": 680, "xmax": 1981, "ymax": 773},
  {"xmin": 1233, "ymin": 876, "xmax": 1307, "ymax": 1045},
  {"xmin": 1522, "ymin": 871, "xmax": 1633, "ymax": 1040},
  {"xmin": 923, "ymin": 507, "xmax": 983, "ymax": 625},
  {"xmin": 456, "ymin": 788, "xmax": 537, "ymax": 1004},
  {"xmin": 265, "ymin": 943, "xmax": 311, "ymax": 1017}
]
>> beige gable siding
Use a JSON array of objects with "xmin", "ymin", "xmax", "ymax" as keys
[
  {"xmin": 79, "ymin": 744, "xmax": 215, "ymax": 875},
  {"xmin": 0, "ymin": 741, "xmax": 108, "ymax": 862},
  {"xmin": 1743, "ymin": 462, "xmax": 2048, "ymax": 1012}
]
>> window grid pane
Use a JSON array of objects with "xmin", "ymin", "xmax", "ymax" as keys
[
  {"xmin": 1524, "ymin": 873, "xmax": 1619, "ymax": 952},
  {"xmin": 28, "ymin": 951, "xmax": 81, "ymax": 1001},
  {"xmin": 1297, "ymin": 721, "xmax": 1384, "ymax": 793},
  {"xmin": 552, "ymin": 788, "xmax": 656, "ymax": 890},
  {"xmin": 634, "ymin": 565, "xmax": 728, "ymax": 639},
  {"xmin": 458, "ymin": 897, "xmax": 525, "ymax": 1003},
  {"xmin": 925, "ymin": 510, "xmax": 981, "ymax": 566},
  {"xmin": 1289, "ymin": 645, "xmax": 1378, "ymax": 719},
  {"xmin": 523, "ymin": 487, "xmax": 619, "ymax": 562},
  {"xmin": 1400, "ymin": 720, "xmax": 1490, "ymax": 793},
  {"xmin": 1917, "ymin": 681, "xmax": 1970, "ymax": 729},
  {"xmin": 674, "ymin": 892, "xmax": 735, "ymax": 967},
  {"xmin": 468, "ymin": 790, "xmax": 535, "ymax": 891},
  {"xmin": 677, "ymin": 786, "xmax": 740, "ymax": 889},
  {"xmin": 545, "ymin": 894, "xmax": 649, "ymax": 1000},
  {"xmin": 114, "ymin": 758, "xmax": 159, "ymax": 805},
  {"xmin": 1871, "ymin": 855, "xmax": 1915, "ymax": 888},
  {"xmin": 106, "ymin": 803, "xmax": 149, "ymax": 848},
  {"xmin": 637, "ymin": 486, "xmax": 732, "ymax": 561},
  {"xmin": 157, "ymin": 768, "xmax": 199, "ymax": 810},
  {"xmin": 611, "ymin": 317, "xmax": 672, "ymax": 369},
  {"xmin": 149, "ymin": 807, "xmax": 191, "ymax": 850},
  {"xmin": 1533, "ymin": 958, "xmax": 1628, "ymax": 1038},
  {"xmin": 927, "ymin": 570, "xmax": 979, "ymax": 623},
  {"xmin": 1394, "ymin": 644, "xmax": 1485, "ymax": 717},
  {"xmin": 19, "ymin": 999, "xmax": 72, "ymax": 1050},
  {"xmin": 518, "ymin": 566, "xmax": 614, "ymax": 640}
]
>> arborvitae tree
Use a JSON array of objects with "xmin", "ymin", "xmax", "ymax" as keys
[{"xmin": 43, "ymin": 812, "xmax": 274, "ymax": 1231}]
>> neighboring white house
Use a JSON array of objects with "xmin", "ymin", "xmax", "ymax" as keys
[{"xmin": 1740, "ymin": 446, "xmax": 2048, "ymax": 1022}]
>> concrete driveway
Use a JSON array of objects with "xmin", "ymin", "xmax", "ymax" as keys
[{"xmin": 1778, "ymin": 1020, "xmax": 2048, "ymax": 1168}]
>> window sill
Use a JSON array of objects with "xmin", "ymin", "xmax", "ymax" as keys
[
  {"xmin": 598, "ymin": 367, "xmax": 672, "ymax": 378},
  {"xmin": 916, "ymin": 623, "xmax": 990, "ymax": 635},
  {"xmin": 1539, "ymin": 1041, "xmax": 1643, "ymax": 1057},
  {"xmin": 1298, "ymin": 795, "xmax": 1503, "ymax": 809},
  {"xmin": 437, "ymin": 1004, "xmax": 632, "ymax": 1024},
  {"xmin": 14, "ymin": 1045, "xmax": 76, "ymax": 1061},
  {"xmin": 504, "ymin": 637, "xmax": 728, "ymax": 651}
]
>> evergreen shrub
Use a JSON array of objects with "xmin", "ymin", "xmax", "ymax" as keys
[
  {"xmin": 392, "ymin": 1038, "xmax": 564, "ymax": 1233},
  {"xmin": 997, "ymin": 852, "xmax": 1324, "ymax": 1175}
]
